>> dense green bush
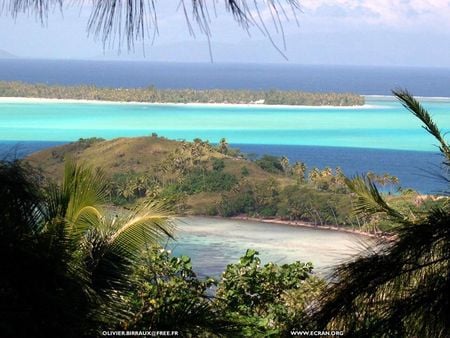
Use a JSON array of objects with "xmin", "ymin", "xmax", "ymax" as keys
[
  {"xmin": 216, "ymin": 249, "xmax": 325, "ymax": 335},
  {"xmin": 217, "ymin": 191, "xmax": 256, "ymax": 217},
  {"xmin": 216, "ymin": 181, "xmax": 358, "ymax": 226},
  {"xmin": 177, "ymin": 169, "xmax": 238, "ymax": 194},
  {"xmin": 123, "ymin": 247, "xmax": 231, "ymax": 335},
  {"xmin": 255, "ymin": 155, "xmax": 284, "ymax": 173}
]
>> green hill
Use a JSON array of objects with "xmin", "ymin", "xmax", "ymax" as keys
[
  {"xmin": 27, "ymin": 135, "xmax": 293, "ymax": 214},
  {"xmin": 26, "ymin": 135, "xmax": 425, "ymax": 233}
]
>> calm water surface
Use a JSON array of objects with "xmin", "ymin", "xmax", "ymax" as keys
[
  {"xmin": 1, "ymin": 60, "xmax": 450, "ymax": 96},
  {"xmin": 170, "ymin": 217, "xmax": 370, "ymax": 277},
  {"xmin": 1, "ymin": 96, "xmax": 449, "ymax": 151},
  {"xmin": 1, "ymin": 96, "xmax": 449, "ymax": 192}
]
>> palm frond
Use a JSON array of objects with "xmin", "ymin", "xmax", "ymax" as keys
[
  {"xmin": 69, "ymin": 205, "xmax": 103, "ymax": 240},
  {"xmin": 61, "ymin": 159, "xmax": 108, "ymax": 223},
  {"xmin": 7, "ymin": 0, "xmax": 301, "ymax": 53},
  {"xmin": 0, "ymin": 160, "xmax": 44, "ymax": 235},
  {"xmin": 345, "ymin": 175, "xmax": 410, "ymax": 224},
  {"xmin": 393, "ymin": 89, "xmax": 450, "ymax": 164},
  {"xmin": 312, "ymin": 91, "xmax": 450, "ymax": 337},
  {"xmin": 85, "ymin": 200, "xmax": 174, "ymax": 295},
  {"xmin": 43, "ymin": 160, "xmax": 107, "ymax": 239},
  {"xmin": 5, "ymin": 0, "xmax": 62, "ymax": 22},
  {"xmin": 108, "ymin": 200, "xmax": 175, "ymax": 260},
  {"xmin": 312, "ymin": 205, "xmax": 450, "ymax": 337}
]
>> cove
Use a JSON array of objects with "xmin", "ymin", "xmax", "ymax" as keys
[{"xmin": 168, "ymin": 217, "xmax": 371, "ymax": 277}]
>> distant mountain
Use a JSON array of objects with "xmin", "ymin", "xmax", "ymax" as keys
[{"xmin": 0, "ymin": 49, "xmax": 17, "ymax": 59}]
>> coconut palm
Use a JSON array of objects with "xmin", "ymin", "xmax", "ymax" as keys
[
  {"xmin": 219, "ymin": 137, "xmax": 229, "ymax": 155},
  {"xmin": 308, "ymin": 167, "xmax": 321, "ymax": 185},
  {"xmin": 280, "ymin": 156, "xmax": 291, "ymax": 175},
  {"xmin": 310, "ymin": 90, "xmax": 450, "ymax": 337},
  {"xmin": 0, "ymin": 159, "xmax": 174, "ymax": 336},
  {"xmin": 292, "ymin": 161, "xmax": 307, "ymax": 182}
]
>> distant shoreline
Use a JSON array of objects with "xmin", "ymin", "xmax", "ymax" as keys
[
  {"xmin": 223, "ymin": 215, "xmax": 395, "ymax": 240},
  {"xmin": 0, "ymin": 96, "xmax": 371, "ymax": 109},
  {"xmin": 366, "ymin": 94, "xmax": 450, "ymax": 101}
]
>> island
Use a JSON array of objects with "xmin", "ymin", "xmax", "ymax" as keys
[
  {"xmin": 26, "ymin": 135, "xmax": 427, "ymax": 237},
  {"xmin": 0, "ymin": 81, "xmax": 365, "ymax": 106}
]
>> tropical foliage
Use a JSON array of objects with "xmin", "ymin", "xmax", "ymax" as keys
[
  {"xmin": 122, "ymin": 247, "xmax": 238, "ymax": 336},
  {"xmin": 1, "ymin": 158, "xmax": 326, "ymax": 337},
  {"xmin": 28, "ymin": 134, "xmax": 420, "ymax": 234},
  {"xmin": 216, "ymin": 249, "xmax": 325, "ymax": 336},
  {"xmin": 0, "ymin": 159, "xmax": 174, "ymax": 336},
  {"xmin": 311, "ymin": 90, "xmax": 450, "ymax": 337},
  {"xmin": 7, "ymin": 0, "xmax": 302, "ymax": 54},
  {"xmin": 2, "ymin": 91, "xmax": 449, "ymax": 336}
]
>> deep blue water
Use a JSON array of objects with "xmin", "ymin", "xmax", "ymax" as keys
[
  {"xmin": 1, "ymin": 59, "xmax": 450, "ymax": 96},
  {"xmin": 0, "ymin": 140, "xmax": 66, "ymax": 159},
  {"xmin": 236, "ymin": 144, "xmax": 447, "ymax": 194},
  {"xmin": 1, "ymin": 140, "xmax": 446, "ymax": 194},
  {"xmin": 1, "ymin": 60, "xmax": 449, "ymax": 193}
]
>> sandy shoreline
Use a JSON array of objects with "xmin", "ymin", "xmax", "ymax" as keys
[
  {"xmin": 225, "ymin": 215, "xmax": 393, "ymax": 240},
  {"xmin": 366, "ymin": 94, "xmax": 450, "ymax": 101},
  {"xmin": 0, "ymin": 96, "xmax": 372, "ymax": 109}
]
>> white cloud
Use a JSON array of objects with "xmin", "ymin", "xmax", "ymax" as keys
[{"xmin": 301, "ymin": 0, "xmax": 450, "ymax": 28}]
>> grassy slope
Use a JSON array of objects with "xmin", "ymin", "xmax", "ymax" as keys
[
  {"xmin": 27, "ymin": 136, "xmax": 293, "ymax": 213},
  {"xmin": 27, "ymin": 137, "xmax": 180, "ymax": 177},
  {"xmin": 26, "ymin": 136, "xmax": 430, "ymax": 232}
]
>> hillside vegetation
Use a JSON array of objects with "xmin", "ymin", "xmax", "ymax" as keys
[
  {"xmin": 26, "ymin": 135, "xmax": 430, "ymax": 234},
  {"xmin": 0, "ymin": 81, "xmax": 365, "ymax": 106}
]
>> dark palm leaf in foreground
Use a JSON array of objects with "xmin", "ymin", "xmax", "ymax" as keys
[
  {"xmin": 0, "ymin": 160, "xmax": 174, "ymax": 337},
  {"xmin": 311, "ymin": 90, "xmax": 450, "ymax": 337}
]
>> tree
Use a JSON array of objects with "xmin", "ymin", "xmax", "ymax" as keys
[
  {"xmin": 308, "ymin": 167, "xmax": 321, "ymax": 185},
  {"xmin": 292, "ymin": 161, "xmax": 307, "ymax": 182},
  {"xmin": 280, "ymin": 156, "xmax": 291, "ymax": 175},
  {"xmin": 311, "ymin": 90, "xmax": 450, "ymax": 337},
  {"xmin": 216, "ymin": 249, "xmax": 324, "ymax": 335},
  {"xmin": 123, "ymin": 247, "xmax": 239, "ymax": 336},
  {"xmin": 0, "ymin": 159, "xmax": 174, "ymax": 336},
  {"xmin": 218, "ymin": 137, "xmax": 229, "ymax": 155}
]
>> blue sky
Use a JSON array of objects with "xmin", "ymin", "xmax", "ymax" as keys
[{"xmin": 1, "ymin": 1, "xmax": 450, "ymax": 67}]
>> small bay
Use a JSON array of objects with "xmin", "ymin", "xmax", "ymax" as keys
[{"xmin": 170, "ymin": 217, "xmax": 371, "ymax": 277}]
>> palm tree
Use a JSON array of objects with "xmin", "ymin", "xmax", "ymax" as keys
[
  {"xmin": 308, "ymin": 167, "xmax": 321, "ymax": 185},
  {"xmin": 280, "ymin": 156, "xmax": 291, "ymax": 175},
  {"xmin": 292, "ymin": 161, "xmax": 307, "ymax": 182},
  {"xmin": 0, "ymin": 159, "xmax": 174, "ymax": 336},
  {"xmin": 310, "ymin": 90, "xmax": 450, "ymax": 337},
  {"xmin": 219, "ymin": 137, "xmax": 229, "ymax": 155}
]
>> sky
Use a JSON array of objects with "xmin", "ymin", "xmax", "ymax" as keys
[{"xmin": 1, "ymin": 1, "xmax": 450, "ymax": 67}]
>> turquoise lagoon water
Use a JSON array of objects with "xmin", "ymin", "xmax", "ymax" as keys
[
  {"xmin": 171, "ymin": 217, "xmax": 370, "ymax": 277},
  {"xmin": 1, "ymin": 96, "xmax": 449, "ymax": 152},
  {"xmin": 0, "ymin": 97, "xmax": 446, "ymax": 274}
]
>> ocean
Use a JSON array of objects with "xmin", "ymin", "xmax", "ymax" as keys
[
  {"xmin": 1, "ymin": 59, "xmax": 450, "ymax": 96},
  {"xmin": 0, "ymin": 60, "xmax": 449, "ymax": 193}
]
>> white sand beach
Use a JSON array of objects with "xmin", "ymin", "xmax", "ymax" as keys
[{"xmin": 0, "ymin": 96, "xmax": 373, "ymax": 109}]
